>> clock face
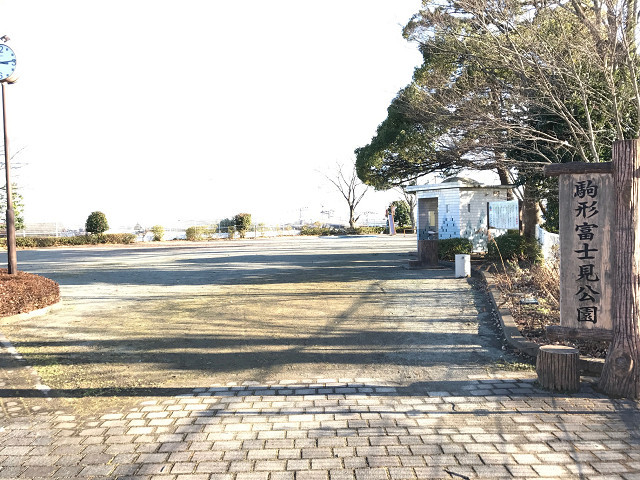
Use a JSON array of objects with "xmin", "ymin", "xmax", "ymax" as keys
[{"xmin": 0, "ymin": 44, "xmax": 16, "ymax": 81}]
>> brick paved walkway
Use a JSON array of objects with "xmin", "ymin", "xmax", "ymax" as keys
[{"xmin": 2, "ymin": 375, "xmax": 640, "ymax": 479}]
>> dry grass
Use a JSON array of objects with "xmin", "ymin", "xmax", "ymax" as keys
[{"xmin": 491, "ymin": 257, "xmax": 608, "ymax": 358}]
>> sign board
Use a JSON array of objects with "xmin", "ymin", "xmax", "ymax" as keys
[
  {"xmin": 488, "ymin": 200, "xmax": 519, "ymax": 229},
  {"xmin": 559, "ymin": 173, "xmax": 613, "ymax": 331}
]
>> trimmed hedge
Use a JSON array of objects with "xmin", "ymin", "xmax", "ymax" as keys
[
  {"xmin": 300, "ymin": 226, "xmax": 385, "ymax": 236},
  {"xmin": 355, "ymin": 226, "xmax": 385, "ymax": 234},
  {"xmin": 0, "ymin": 233, "xmax": 136, "ymax": 248},
  {"xmin": 85, "ymin": 211, "xmax": 109, "ymax": 234},
  {"xmin": 486, "ymin": 231, "xmax": 542, "ymax": 263},
  {"xmin": 438, "ymin": 238, "xmax": 473, "ymax": 261}
]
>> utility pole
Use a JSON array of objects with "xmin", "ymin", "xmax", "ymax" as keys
[{"xmin": 2, "ymin": 82, "xmax": 16, "ymax": 274}]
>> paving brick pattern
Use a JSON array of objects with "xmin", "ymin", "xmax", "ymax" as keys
[{"xmin": 1, "ymin": 375, "xmax": 640, "ymax": 479}]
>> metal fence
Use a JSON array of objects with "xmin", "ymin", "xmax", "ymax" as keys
[
  {"xmin": 142, "ymin": 225, "xmax": 302, "ymax": 241},
  {"xmin": 15, "ymin": 223, "xmax": 79, "ymax": 237},
  {"xmin": 13, "ymin": 223, "xmax": 303, "ymax": 241}
]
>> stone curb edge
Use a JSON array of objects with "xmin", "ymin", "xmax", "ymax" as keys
[
  {"xmin": 1, "ymin": 300, "xmax": 62, "ymax": 322},
  {"xmin": 478, "ymin": 268, "xmax": 604, "ymax": 376},
  {"xmin": 0, "ymin": 302, "xmax": 60, "ymax": 396}
]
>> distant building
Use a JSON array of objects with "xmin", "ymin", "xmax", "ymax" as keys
[{"xmin": 406, "ymin": 177, "xmax": 514, "ymax": 252}]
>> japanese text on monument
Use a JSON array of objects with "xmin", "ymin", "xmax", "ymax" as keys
[
  {"xmin": 573, "ymin": 180, "xmax": 600, "ymax": 323},
  {"xmin": 559, "ymin": 173, "xmax": 612, "ymax": 331}
]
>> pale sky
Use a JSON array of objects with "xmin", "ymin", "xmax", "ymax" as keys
[{"xmin": 1, "ymin": 1, "xmax": 424, "ymax": 229}]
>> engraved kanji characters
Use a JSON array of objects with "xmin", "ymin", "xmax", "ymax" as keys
[{"xmin": 573, "ymin": 178, "xmax": 601, "ymax": 323}]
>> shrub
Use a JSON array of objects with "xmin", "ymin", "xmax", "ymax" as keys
[
  {"xmin": 355, "ymin": 226, "xmax": 385, "ymax": 235},
  {"xmin": 301, "ymin": 226, "xmax": 329, "ymax": 236},
  {"xmin": 234, "ymin": 213, "xmax": 252, "ymax": 238},
  {"xmin": 487, "ymin": 231, "xmax": 542, "ymax": 263},
  {"xmin": 85, "ymin": 211, "xmax": 109, "ymax": 234},
  {"xmin": 151, "ymin": 225, "xmax": 164, "ymax": 242},
  {"xmin": 15, "ymin": 237, "xmax": 37, "ymax": 248},
  {"xmin": 36, "ymin": 237, "xmax": 57, "ymax": 248},
  {"xmin": 104, "ymin": 233, "xmax": 136, "ymax": 244},
  {"xmin": 2, "ymin": 233, "xmax": 136, "ymax": 249},
  {"xmin": 391, "ymin": 200, "xmax": 411, "ymax": 227},
  {"xmin": 300, "ymin": 226, "xmax": 385, "ymax": 236},
  {"xmin": 438, "ymin": 238, "xmax": 473, "ymax": 260},
  {"xmin": 186, "ymin": 226, "xmax": 205, "ymax": 241}
]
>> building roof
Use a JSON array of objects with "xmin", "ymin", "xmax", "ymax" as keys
[
  {"xmin": 442, "ymin": 176, "xmax": 482, "ymax": 186},
  {"xmin": 405, "ymin": 177, "xmax": 514, "ymax": 193}
]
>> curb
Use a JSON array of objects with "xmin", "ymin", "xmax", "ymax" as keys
[
  {"xmin": 478, "ymin": 268, "xmax": 604, "ymax": 375},
  {"xmin": 0, "ymin": 302, "xmax": 60, "ymax": 397},
  {"xmin": 1, "ymin": 300, "xmax": 62, "ymax": 322}
]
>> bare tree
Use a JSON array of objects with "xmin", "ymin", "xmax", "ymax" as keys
[
  {"xmin": 403, "ymin": 0, "xmax": 640, "ymax": 163},
  {"xmin": 324, "ymin": 163, "xmax": 368, "ymax": 229}
]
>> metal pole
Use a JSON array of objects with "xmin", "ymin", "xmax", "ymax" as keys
[{"xmin": 2, "ymin": 82, "xmax": 16, "ymax": 274}]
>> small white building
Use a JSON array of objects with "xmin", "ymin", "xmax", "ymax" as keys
[{"xmin": 406, "ymin": 177, "xmax": 514, "ymax": 252}]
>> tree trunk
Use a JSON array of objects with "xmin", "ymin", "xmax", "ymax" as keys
[
  {"xmin": 599, "ymin": 139, "xmax": 640, "ymax": 398},
  {"xmin": 497, "ymin": 165, "xmax": 514, "ymax": 200},
  {"xmin": 536, "ymin": 345, "xmax": 580, "ymax": 392},
  {"xmin": 522, "ymin": 186, "xmax": 540, "ymax": 240}
]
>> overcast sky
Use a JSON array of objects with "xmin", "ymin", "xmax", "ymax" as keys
[{"xmin": 1, "ymin": 1, "xmax": 424, "ymax": 229}]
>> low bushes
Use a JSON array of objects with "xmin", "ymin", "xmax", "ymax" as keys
[
  {"xmin": 151, "ymin": 225, "xmax": 164, "ymax": 242},
  {"xmin": 356, "ymin": 226, "xmax": 386, "ymax": 234},
  {"xmin": 438, "ymin": 238, "xmax": 473, "ymax": 260},
  {"xmin": 185, "ymin": 225, "xmax": 221, "ymax": 241},
  {"xmin": 186, "ymin": 226, "xmax": 206, "ymax": 241},
  {"xmin": 0, "ymin": 233, "xmax": 136, "ymax": 248},
  {"xmin": 300, "ymin": 226, "xmax": 385, "ymax": 236},
  {"xmin": 486, "ymin": 231, "xmax": 542, "ymax": 263}
]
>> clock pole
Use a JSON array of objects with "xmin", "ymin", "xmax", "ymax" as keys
[{"xmin": 2, "ymin": 81, "xmax": 17, "ymax": 274}]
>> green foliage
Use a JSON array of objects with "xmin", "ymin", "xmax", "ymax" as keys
[
  {"xmin": 219, "ymin": 218, "xmax": 234, "ymax": 228},
  {"xmin": 437, "ymin": 238, "xmax": 473, "ymax": 261},
  {"xmin": 151, "ymin": 225, "xmax": 164, "ymax": 242},
  {"xmin": 300, "ymin": 226, "xmax": 332, "ymax": 236},
  {"xmin": 186, "ymin": 226, "xmax": 205, "ymax": 241},
  {"xmin": 0, "ymin": 233, "xmax": 135, "ymax": 249},
  {"xmin": 356, "ymin": 0, "xmax": 640, "ymax": 229},
  {"xmin": 355, "ymin": 226, "xmax": 385, "ymax": 234},
  {"xmin": 185, "ymin": 225, "xmax": 219, "ymax": 241},
  {"xmin": 487, "ymin": 232, "xmax": 542, "ymax": 263},
  {"xmin": 0, "ymin": 185, "xmax": 25, "ymax": 231},
  {"xmin": 540, "ymin": 194, "xmax": 559, "ymax": 233},
  {"xmin": 85, "ymin": 211, "xmax": 109, "ymax": 234},
  {"xmin": 391, "ymin": 200, "xmax": 411, "ymax": 227},
  {"xmin": 300, "ymin": 226, "xmax": 385, "ymax": 236},
  {"xmin": 233, "ymin": 213, "xmax": 252, "ymax": 238},
  {"xmin": 355, "ymin": 94, "xmax": 445, "ymax": 189}
]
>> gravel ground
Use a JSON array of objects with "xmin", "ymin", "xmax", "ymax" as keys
[{"xmin": 1, "ymin": 236, "xmax": 513, "ymax": 411}]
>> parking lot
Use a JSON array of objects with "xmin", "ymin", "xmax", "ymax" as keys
[{"xmin": 2, "ymin": 236, "xmax": 637, "ymax": 479}]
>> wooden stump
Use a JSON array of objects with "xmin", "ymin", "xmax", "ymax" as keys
[
  {"xmin": 418, "ymin": 240, "xmax": 438, "ymax": 266},
  {"xmin": 536, "ymin": 345, "xmax": 580, "ymax": 392}
]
